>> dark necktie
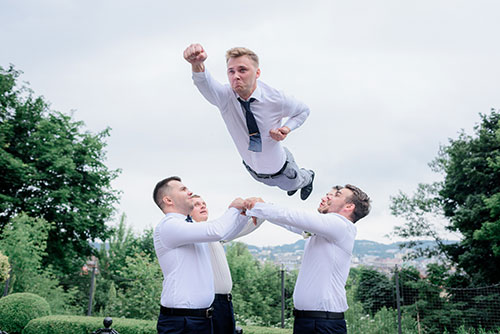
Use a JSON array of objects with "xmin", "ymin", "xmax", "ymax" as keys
[
  {"xmin": 185, "ymin": 215, "xmax": 193, "ymax": 223},
  {"xmin": 237, "ymin": 97, "xmax": 262, "ymax": 152}
]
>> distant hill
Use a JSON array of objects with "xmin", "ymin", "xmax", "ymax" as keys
[{"xmin": 246, "ymin": 239, "xmax": 458, "ymax": 259}]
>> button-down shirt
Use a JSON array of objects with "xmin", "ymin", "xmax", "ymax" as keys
[
  {"xmin": 192, "ymin": 70, "xmax": 310, "ymax": 174},
  {"xmin": 247, "ymin": 203, "xmax": 356, "ymax": 312},
  {"xmin": 207, "ymin": 218, "xmax": 264, "ymax": 294},
  {"xmin": 154, "ymin": 208, "xmax": 248, "ymax": 308}
]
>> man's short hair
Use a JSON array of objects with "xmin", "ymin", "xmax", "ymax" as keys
[
  {"xmin": 153, "ymin": 176, "xmax": 181, "ymax": 210},
  {"xmin": 225, "ymin": 47, "xmax": 259, "ymax": 67},
  {"xmin": 344, "ymin": 184, "xmax": 371, "ymax": 223}
]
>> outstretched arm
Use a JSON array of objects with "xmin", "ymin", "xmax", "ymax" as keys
[{"xmin": 183, "ymin": 43, "xmax": 207, "ymax": 72}]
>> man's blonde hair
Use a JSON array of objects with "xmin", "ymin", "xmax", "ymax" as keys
[{"xmin": 225, "ymin": 47, "xmax": 259, "ymax": 67}]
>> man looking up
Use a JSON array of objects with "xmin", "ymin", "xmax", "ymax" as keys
[
  {"xmin": 183, "ymin": 43, "xmax": 315, "ymax": 200},
  {"xmin": 153, "ymin": 176, "xmax": 249, "ymax": 334},
  {"xmin": 190, "ymin": 195, "xmax": 263, "ymax": 334},
  {"xmin": 244, "ymin": 185, "xmax": 371, "ymax": 334}
]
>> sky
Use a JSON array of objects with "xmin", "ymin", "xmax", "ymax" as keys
[{"xmin": 1, "ymin": 0, "xmax": 499, "ymax": 247}]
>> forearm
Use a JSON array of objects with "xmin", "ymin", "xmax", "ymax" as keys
[
  {"xmin": 247, "ymin": 203, "xmax": 345, "ymax": 241},
  {"xmin": 164, "ymin": 208, "xmax": 243, "ymax": 248}
]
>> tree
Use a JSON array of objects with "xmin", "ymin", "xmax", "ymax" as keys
[
  {"xmin": 0, "ymin": 213, "xmax": 79, "ymax": 314},
  {"xmin": 353, "ymin": 266, "xmax": 394, "ymax": 315},
  {"xmin": 391, "ymin": 109, "xmax": 500, "ymax": 285},
  {"xmin": 0, "ymin": 65, "xmax": 120, "ymax": 277},
  {"xmin": 226, "ymin": 242, "xmax": 295, "ymax": 327}
]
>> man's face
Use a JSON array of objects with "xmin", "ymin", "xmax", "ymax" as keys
[
  {"xmin": 227, "ymin": 55, "xmax": 260, "ymax": 100},
  {"xmin": 317, "ymin": 187, "xmax": 354, "ymax": 214},
  {"xmin": 165, "ymin": 180, "xmax": 193, "ymax": 214},
  {"xmin": 191, "ymin": 197, "xmax": 209, "ymax": 222}
]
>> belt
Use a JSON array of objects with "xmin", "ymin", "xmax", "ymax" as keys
[
  {"xmin": 293, "ymin": 309, "xmax": 344, "ymax": 320},
  {"xmin": 160, "ymin": 305, "xmax": 214, "ymax": 318},
  {"xmin": 243, "ymin": 160, "xmax": 288, "ymax": 179},
  {"xmin": 214, "ymin": 293, "xmax": 232, "ymax": 302}
]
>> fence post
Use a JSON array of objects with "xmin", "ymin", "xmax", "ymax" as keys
[
  {"xmin": 281, "ymin": 263, "xmax": 285, "ymax": 328},
  {"xmin": 87, "ymin": 258, "xmax": 97, "ymax": 316},
  {"xmin": 395, "ymin": 265, "xmax": 402, "ymax": 334}
]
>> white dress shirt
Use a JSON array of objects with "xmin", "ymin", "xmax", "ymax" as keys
[
  {"xmin": 192, "ymin": 70, "xmax": 310, "ymax": 174},
  {"xmin": 154, "ymin": 208, "xmax": 248, "ymax": 308},
  {"xmin": 247, "ymin": 203, "xmax": 357, "ymax": 312},
  {"xmin": 207, "ymin": 218, "xmax": 264, "ymax": 294}
]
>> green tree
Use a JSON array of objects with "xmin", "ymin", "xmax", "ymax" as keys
[
  {"xmin": 93, "ymin": 214, "xmax": 156, "ymax": 314},
  {"xmin": 226, "ymin": 242, "xmax": 295, "ymax": 327},
  {"xmin": 391, "ymin": 109, "xmax": 500, "ymax": 285},
  {"xmin": 0, "ymin": 213, "xmax": 79, "ymax": 314},
  {"xmin": 115, "ymin": 251, "xmax": 163, "ymax": 320},
  {"xmin": 0, "ymin": 65, "xmax": 120, "ymax": 277},
  {"xmin": 353, "ymin": 266, "xmax": 394, "ymax": 315}
]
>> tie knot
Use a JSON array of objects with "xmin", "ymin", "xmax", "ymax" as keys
[
  {"xmin": 238, "ymin": 97, "xmax": 256, "ymax": 107},
  {"xmin": 185, "ymin": 215, "xmax": 193, "ymax": 223}
]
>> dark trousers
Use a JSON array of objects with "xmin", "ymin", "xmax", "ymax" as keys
[
  {"xmin": 211, "ymin": 294, "xmax": 236, "ymax": 334},
  {"xmin": 293, "ymin": 317, "xmax": 347, "ymax": 334},
  {"xmin": 157, "ymin": 313, "xmax": 212, "ymax": 334}
]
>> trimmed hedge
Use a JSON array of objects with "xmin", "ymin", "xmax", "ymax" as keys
[
  {"xmin": 0, "ymin": 292, "xmax": 51, "ymax": 334},
  {"xmin": 23, "ymin": 315, "xmax": 156, "ymax": 334},
  {"xmin": 242, "ymin": 325, "xmax": 292, "ymax": 334},
  {"xmin": 23, "ymin": 315, "xmax": 293, "ymax": 334}
]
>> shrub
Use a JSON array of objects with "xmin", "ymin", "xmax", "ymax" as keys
[
  {"xmin": 0, "ymin": 292, "xmax": 51, "ymax": 333},
  {"xmin": 0, "ymin": 251, "xmax": 9, "ymax": 282},
  {"xmin": 23, "ymin": 315, "xmax": 156, "ymax": 334}
]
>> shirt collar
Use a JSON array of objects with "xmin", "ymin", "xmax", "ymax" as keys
[
  {"xmin": 165, "ymin": 212, "xmax": 188, "ymax": 220},
  {"xmin": 233, "ymin": 81, "xmax": 262, "ymax": 102}
]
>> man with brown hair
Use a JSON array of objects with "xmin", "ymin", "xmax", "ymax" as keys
[
  {"xmin": 244, "ymin": 184, "xmax": 371, "ymax": 334},
  {"xmin": 152, "ymin": 176, "xmax": 249, "ymax": 334},
  {"xmin": 183, "ymin": 43, "xmax": 315, "ymax": 200}
]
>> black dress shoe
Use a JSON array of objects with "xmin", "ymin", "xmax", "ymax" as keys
[
  {"xmin": 300, "ymin": 170, "xmax": 315, "ymax": 200},
  {"xmin": 287, "ymin": 189, "xmax": 298, "ymax": 196}
]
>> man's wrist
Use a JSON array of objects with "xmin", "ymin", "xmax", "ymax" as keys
[{"xmin": 191, "ymin": 63, "xmax": 205, "ymax": 72}]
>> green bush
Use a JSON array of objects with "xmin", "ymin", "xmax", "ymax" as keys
[
  {"xmin": 0, "ymin": 292, "xmax": 51, "ymax": 333},
  {"xmin": 22, "ymin": 315, "xmax": 294, "ymax": 334},
  {"xmin": 23, "ymin": 315, "xmax": 156, "ymax": 334},
  {"xmin": 241, "ymin": 325, "xmax": 292, "ymax": 333}
]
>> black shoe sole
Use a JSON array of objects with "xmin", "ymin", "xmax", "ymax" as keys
[{"xmin": 300, "ymin": 171, "xmax": 315, "ymax": 201}]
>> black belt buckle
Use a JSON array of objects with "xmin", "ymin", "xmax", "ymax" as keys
[{"xmin": 206, "ymin": 306, "xmax": 214, "ymax": 318}]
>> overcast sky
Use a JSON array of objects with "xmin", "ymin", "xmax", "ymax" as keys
[{"xmin": 1, "ymin": 0, "xmax": 499, "ymax": 247}]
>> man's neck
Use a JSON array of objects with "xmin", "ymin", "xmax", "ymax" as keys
[{"xmin": 163, "ymin": 207, "xmax": 189, "ymax": 216}]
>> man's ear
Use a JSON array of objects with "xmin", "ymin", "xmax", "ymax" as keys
[
  {"xmin": 162, "ymin": 195, "xmax": 173, "ymax": 207},
  {"xmin": 345, "ymin": 203, "xmax": 355, "ymax": 213},
  {"xmin": 256, "ymin": 68, "xmax": 261, "ymax": 79}
]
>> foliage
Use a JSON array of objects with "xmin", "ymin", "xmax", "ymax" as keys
[
  {"xmin": 0, "ymin": 292, "xmax": 51, "ymax": 333},
  {"xmin": 391, "ymin": 109, "xmax": 500, "ymax": 284},
  {"xmin": 23, "ymin": 315, "xmax": 156, "ymax": 334},
  {"xmin": 226, "ymin": 242, "xmax": 296, "ymax": 327},
  {"xmin": 93, "ymin": 214, "xmax": 159, "ymax": 318},
  {"xmin": 0, "ymin": 213, "xmax": 51, "ymax": 292},
  {"xmin": 353, "ymin": 266, "xmax": 394, "ymax": 315},
  {"xmin": 0, "ymin": 65, "xmax": 121, "ymax": 277},
  {"xmin": 0, "ymin": 251, "xmax": 8, "ymax": 283},
  {"xmin": 114, "ymin": 252, "xmax": 163, "ymax": 320},
  {"xmin": 0, "ymin": 214, "xmax": 80, "ymax": 314},
  {"xmin": 240, "ymin": 325, "xmax": 292, "ymax": 333}
]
